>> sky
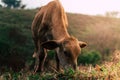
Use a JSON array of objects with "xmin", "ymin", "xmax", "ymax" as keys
[{"xmin": 1, "ymin": 0, "xmax": 120, "ymax": 15}]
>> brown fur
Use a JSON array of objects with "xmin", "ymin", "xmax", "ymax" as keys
[{"xmin": 31, "ymin": 0, "xmax": 87, "ymax": 73}]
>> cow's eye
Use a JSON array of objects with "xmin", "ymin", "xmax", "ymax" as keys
[{"xmin": 64, "ymin": 51, "xmax": 71, "ymax": 57}]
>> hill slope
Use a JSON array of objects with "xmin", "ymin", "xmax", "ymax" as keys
[
  {"xmin": 67, "ymin": 13, "xmax": 120, "ymax": 56},
  {"xmin": 0, "ymin": 8, "xmax": 120, "ymax": 61}
]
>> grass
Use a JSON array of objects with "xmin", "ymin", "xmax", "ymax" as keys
[
  {"xmin": 1, "ymin": 50, "xmax": 120, "ymax": 80},
  {"xmin": 1, "ymin": 62, "xmax": 120, "ymax": 80}
]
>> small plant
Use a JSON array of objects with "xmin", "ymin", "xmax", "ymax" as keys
[
  {"xmin": 64, "ymin": 68, "xmax": 75, "ymax": 76},
  {"xmin": 27, "ymin": 74, "xmax": 40, "ymax": 80},
  {"xmin": 56, "ymin": 68, "xmax": 76, "ymax": 80}
]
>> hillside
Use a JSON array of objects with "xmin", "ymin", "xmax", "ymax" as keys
[
  {"xmin": 0, "ymin": 8, "xmax": 120, "ymax": 70},
  {"xmin": 67, "ymin": 13, "xmax": 120, "ymax": 58},
  {"xmin": 0, "ymin": 8, "xmax": 35, "ymax": 56}
]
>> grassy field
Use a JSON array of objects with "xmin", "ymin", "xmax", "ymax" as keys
[
  {"xmin": 1, "ymin": 50, "xmax": 120, "ymax": 80},
  {"xmin": 0, "ymin": 8, "xmax": 120, "ymax": 79}
]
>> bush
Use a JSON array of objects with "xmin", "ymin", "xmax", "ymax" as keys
[
  {"xmin": 0, "ymin": 8, "xmax": 35, "ymax": 71},
  {"xmin": 78, "ymin": 50, "xmax": 102, "ymax": 65},
  {"xmin": 0, "ymin": 8, "xmax": 34, "ymax": 57}
]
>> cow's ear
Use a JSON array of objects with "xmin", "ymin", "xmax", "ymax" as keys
[
  {"xmin": 41, "ymin": 40, "xmax": 60, "ymax": 50},
  {"xmin": 79, "ymin": 41, "xmax": 87, "ymax": 48}
]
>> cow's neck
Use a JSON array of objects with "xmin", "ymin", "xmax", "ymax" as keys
[{"xmin": 52, "ymin": 25, "xmax": 70, "ymax": 40}]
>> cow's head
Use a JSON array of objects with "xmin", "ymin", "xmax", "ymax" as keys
[{"xmin": 41, "ymin": 37, "xmax": 87, "ymax": 70}]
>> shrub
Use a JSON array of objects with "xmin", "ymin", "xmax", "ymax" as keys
[
  {"xmin": 0, "ymin": 8, "xmax": 35, "ymax": 71},
  {"xmin": 78, "ymin": 50, "xmax": 102, "ymax": 65}
]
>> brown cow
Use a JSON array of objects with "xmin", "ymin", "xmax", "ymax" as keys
[{"xmin": 31, "ymin": 0, "xmax": 87, "ymax": 72}]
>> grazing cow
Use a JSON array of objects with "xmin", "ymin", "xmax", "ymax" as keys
[{"xmin": 31, "ymin": 0, "xmax": 87, "ymax": 72}]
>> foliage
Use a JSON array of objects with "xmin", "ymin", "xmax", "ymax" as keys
[
  {"xmin": 78, "ymin": 50, "xmax": 102, "ymax": 65},
  {"xmin": 0, "ymin": 4, "xmax": 2, "ymax": 7},
  {"xmin": 0, "ymin": 8, "xmax": 36, "ymax": 71},
  {"xmin": 1, "ymin": 60, "xmax": 120, "ymax": 80}
]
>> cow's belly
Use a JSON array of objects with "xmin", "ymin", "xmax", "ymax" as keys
[{"xmin": 40, "ymin": 31, "xmax": 53, "ymax": 43}]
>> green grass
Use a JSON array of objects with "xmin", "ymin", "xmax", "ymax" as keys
[
  {"xmin": 1, "ymin": 61, "xmax": 120, "ymax": 80},
  {"xmin": 1, "ymin": 49, "xmax": 120, "ymax": 80}
]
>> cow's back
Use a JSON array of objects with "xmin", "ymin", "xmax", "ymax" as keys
[{"xmin": 32, "ymin": 0, "xmax": 69, "ymax": 42}]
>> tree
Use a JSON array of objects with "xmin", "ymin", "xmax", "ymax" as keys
[
  {"xmin": 0, "ymin": 4, "xmax": 2, "ymax": 8},
  {"xmin": 105, "ymin": 11, "xmax": 120, "ymax": 18},
  {"xmin": 2, "ymin": 0, "xmax": 21, "ymax": 9}
]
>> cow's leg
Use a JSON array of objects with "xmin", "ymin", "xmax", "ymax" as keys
[
  {"xmin": 32, "ymin": 37, "xmax": 39, "ymax": 73},
  {"xmin": 33, "ymin": 47, "xmax": 47, "ymax": 73},
  {"xmin": 33, "ymin": 37, "xmax": 38, "ymax": 50},
  {"xmin": 55, "ymin": 51, "xmax": 60, "ymax": 71},
  {"xmin": 39, "ymin": 48, "xmax": 47, "ymax": 72}
]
